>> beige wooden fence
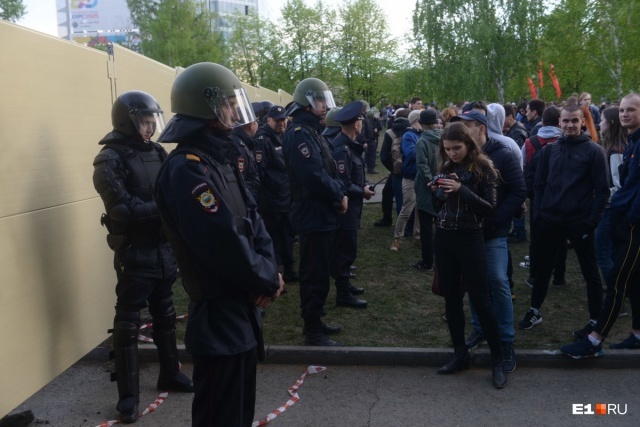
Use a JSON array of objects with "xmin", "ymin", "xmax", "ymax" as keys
[{"xmin": 0, "ymin": 20, "xmax": 291, "ymax": 417}]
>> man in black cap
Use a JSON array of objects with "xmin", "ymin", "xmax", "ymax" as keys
[
  {"xmin": 254, "ymin": 106, "xmax": 299, "ymax": 283},
  {"xmin": 413, "ymin": 109, "xmax": 441, "ymax": 271},
  {"xmin": 331, "ymin": 101, "xmax": 374, "ymax": 309}
]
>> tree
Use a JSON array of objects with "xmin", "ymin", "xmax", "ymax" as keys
[
  {"xmin": 335, "ymin": 0, "xmax": 397, "ymax": 105},
  {"xmin": 126, "ymin": 0, "xmax": 225, "ymax": 68},
  {"xmin": 412, "ymin": 0, "xmax": 545, "ymax": 105},
  {"xmin": 0, "ymin": 0, "xmax": 25, "ymax": 22}
]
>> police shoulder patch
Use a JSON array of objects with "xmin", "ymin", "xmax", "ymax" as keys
[
  {"xmin": 255, "ymin": 150, "xmax": 263, "ymax": 163},
  {"xmin": 337, "ymin": 160, "xmax": 346, "ymax": 174},
  {"xmin": 298, "ymin": 142, "xmax": 311, "ymax": 158},
  {"xmin": 191, "ymin": 183, "xmax": 219, "ymax": 213},
  {"xmin": 237, "ymin": 157, "xmax": 246, "ymax": 172}
]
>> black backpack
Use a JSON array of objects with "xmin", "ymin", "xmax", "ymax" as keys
[{"xmin": 380, "ymin": 130, "xmax": 394, "ymax": 172}]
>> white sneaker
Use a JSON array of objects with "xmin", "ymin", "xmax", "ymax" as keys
[
  {"xmin": 519, "ymin": 261, "xmax": 530, "ymax": 268},
  {"xmin": 524, "ymin": 255, "xmax": 530, "ymax": 262}
]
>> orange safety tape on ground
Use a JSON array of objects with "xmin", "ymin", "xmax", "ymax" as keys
[
  {"xmin": 252, "ymin": 365, "xmax": 327, "ymax": 427},
  {"xmin": 95, "ymin": 392, "xmax": 168, "ymax": 427},
  {"xmin": 138, "ymin": 314, "xmax": 188, "ymax": 342}
]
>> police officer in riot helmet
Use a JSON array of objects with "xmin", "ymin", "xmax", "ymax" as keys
[
  {"xmin": 92, "ymin": 90, "xmax": 193, "ymax": 424},
  {"xmin": 154, "ymin": 62, "xmax": 284, "ymax": 427},
  {"xmin": 282, "ymin": 78, "xmax": 348, "ymax": 346},
  {"xmin": 321, "ymin": 106, "xmax": 343, "ymax": 140}
]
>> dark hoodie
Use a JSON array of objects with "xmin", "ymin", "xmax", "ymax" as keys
[{"xmin": 533, "ymin": 132, "xmax": 609, "ymax": 228}]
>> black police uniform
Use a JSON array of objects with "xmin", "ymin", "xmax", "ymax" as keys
[
  {"xmin": 254, "ymin": 122, "xmax": 297, "ymax": 279},
  {"xmin": 155, "ymin": 119, "xmax": 280, "ymax": 427},
  {"xmin": 282, "ymin": 110, "xmax": 346, "ymax": 337},
  {"xmin": 330, "ymin": 103, "xmax": 368, "ymax": 308},
  {"xmin": 92, "ymin": 130, "xmax": 190, "ymax": 418},
  {"xmin": 231, "ymin": 127, "xmax": 261, "ymax": 202}
]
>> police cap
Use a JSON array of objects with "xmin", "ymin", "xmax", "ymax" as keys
[
  {"xmin": 334, "ymin": 101, "xmax": 364, "ymax": 125},
  {"xmin": 267, "ymin": 106, "xmax": 287, "ymax": 120}
]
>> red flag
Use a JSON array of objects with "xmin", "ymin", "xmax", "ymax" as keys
[
  {"xmin": 538, "ymin": 61, "xmax": 544, "ymax": 88},
  {"xmin": 527, "ymin": 77, "xmax": 537, "ymax": 99},
  {"xmin": 549, "ymin": 63, "xmax": 561, "ymax": 98}
]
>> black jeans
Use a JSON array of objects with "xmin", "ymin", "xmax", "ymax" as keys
[
  {"xmin": 595, "ymin": 212, "xmax": 640, "ymax": 337},
  {"xmin": 531, "ymin": 218, "xmax": 603, "ymax": 319},
  {"xmin": 434, "ymin": 228, "xmax": 502, "ymax": 362},
  {"xmin": 379, "ymin": 177, "xmax": 394, "ymax": 222},
  {"xmin": 529, "ymin": 205, "xmax": 566, "ymax": 282},
  {"xmin": 418, "ymin": 210, "xmax": 435, "ymax": 268}
]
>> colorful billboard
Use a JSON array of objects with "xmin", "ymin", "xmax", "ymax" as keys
[{"xmin": 69, "ymin": 0, "xmax": 135, "ymax": 34}]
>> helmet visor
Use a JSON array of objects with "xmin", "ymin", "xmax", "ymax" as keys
[
  {"xmin": 131, "ymin": 110, "xmax": 166, "ymax": 141},
  {"xmin": 305, "ymin": 90, "xmax": 336, "ymax": 115},
  {"xmin": 204, "ymin": 87, "xmax": 256, "ymax": 129}
]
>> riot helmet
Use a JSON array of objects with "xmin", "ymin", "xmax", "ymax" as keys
[
  {"xmin": 321, "ymin": 107, "xmax": 342, "ymax": 137},
  {"xmin": 111, "ymin": 90, "xmax": 165, "ymax": 141},
  {"xmin": 290, "ymin": 78, "xmax": 336, "ymax": 117},
  {"xmin": 260, "ymin": 100, "xmax": 275, "ymax": 117},
  {"xmin": 170, "ymin": 62, "xmax": 255, "ymax": 129}
]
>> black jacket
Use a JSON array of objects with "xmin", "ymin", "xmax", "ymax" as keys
[
  {"xmin": 482, "ymin": 138, "xmax": 527, "ymax": 239},
  {"xmin": 533, "ymin": 132, "xmax": 609, "ymax": 228},
  {"xmin": 254, "ymin": 124, "xmax": 291, "ymax": 213},
  {"xmin": 231, "ymin": 127, "xmax": 261, "ymax": 202},
  {"xmin": 331, "ymin": 132, "xmax": 366, "ymax": 230},
  {"xmin": 282, "ymin": 111, "xmax": 346, "ymax": 233},
  {"xmin": 435, "ymin": 163, "xmax": 497, "ymax": 231},
  {"xmin": 155, "ymin": 130, "xmax": 279, "ymax": 357},
  {"xmin": 506, "ymin": 121, "xmax": 529, "ymax": 148}
]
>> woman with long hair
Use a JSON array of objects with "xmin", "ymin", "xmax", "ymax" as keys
[
  {"xmin": 431, "ymin": 122, "xmax": 507, "ymax": 388},
  {"xmin": 596, "ymin": 106, "xmax": 628, "ymax": 283}
]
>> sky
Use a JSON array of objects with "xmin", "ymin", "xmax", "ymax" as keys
[{"xmin": 16, "ymin": 0, "xmax": 414, "ymax": 44}]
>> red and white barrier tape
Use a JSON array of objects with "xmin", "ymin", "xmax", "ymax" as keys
[
  {"xmin": 252, "ymin": 365, "xmax": 327, "ymax": 427},
  {"xmin": 138, "ymin": 314, "xmax": 188, "ymax": 343},
  {"xmin": 95, "ymin": 392, "xmax": 168, "ymax": 427}
]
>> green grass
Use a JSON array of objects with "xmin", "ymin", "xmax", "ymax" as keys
[{"xmin": 165, "ymin": 190, "xmax": 632, "ymax": 350}]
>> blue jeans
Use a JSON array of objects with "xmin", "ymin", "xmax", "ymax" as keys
[
  {"xmin": 595, "ymin": 208, "xmax": 615, "ymax": 283},
  {"xmin": 470, "ymin": 237, "xmax": 515, "ymax": 343},
  {"xmin": 511, "ymin": 216, "xmax": 526, "ymax": 239}
]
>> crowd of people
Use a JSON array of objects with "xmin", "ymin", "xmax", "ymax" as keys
[{"xmin": 92, "ymin": 59, "xmax": 640, "ymax": 424}]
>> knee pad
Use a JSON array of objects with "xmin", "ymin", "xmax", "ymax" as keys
[
  {"xmin": 112, "ymin": 311, "xmax": 140, "ymax": 348},
  {"xmin": 148, "ymin": 297, "xmax": 176, "ymax": 332}
]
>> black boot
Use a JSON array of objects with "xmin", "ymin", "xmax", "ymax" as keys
[
  {"xmin": 112, "ymin": 313, "xmax": 140, "ymax": 424},
  {"xmin": 303, "ymin": 318, "xmax": 344, "ymax": 346},
  {"xmin": 283, "ymin": 268, "xmax": 300, "ymax": 283},
  {"xmin": 303, "ymin": 320, "xmax": 342, "ymax": 335},
  {"xmin": 492, "ymin": 361, "xmax": 507, "ymax": 389},
  {"xmin": 335, "ymin": 280, "xmax": 368, "ymax": 309},
  {"xmin": 349, "ymin": 285, "xmax": 365, "ymax": 295},
  {"xmin": 437, "ymin": 347, "xmax": 471, "ymax": 375},
  {"xmin": 150, "ymin": 300, "xmax": 194, "ymax": 393}
]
